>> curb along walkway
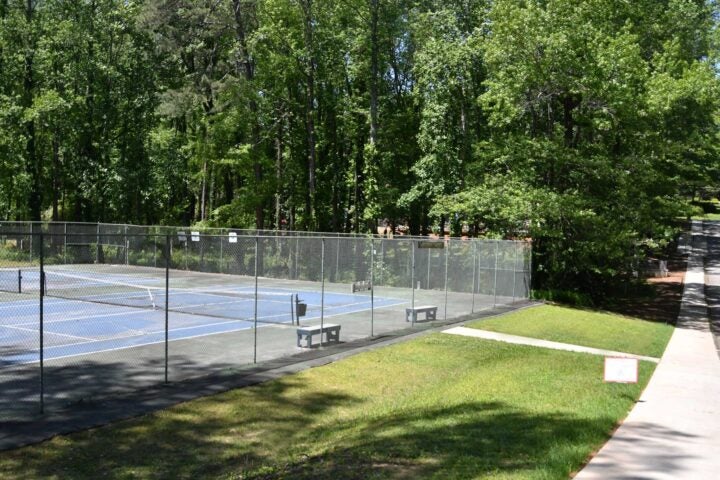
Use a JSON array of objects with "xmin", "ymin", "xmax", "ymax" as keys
[
  {"xmin": 575, "ymin": 220, "xmax": 720, "ymax": 479},
  {"xmin": 443, "ymin": 327, "xmax": 659, "ymax": 363}
]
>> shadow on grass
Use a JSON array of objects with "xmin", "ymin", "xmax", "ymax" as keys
[
  {"xmin": 1, "ymin": 383, "xmax": 696, "ymax": 480},
  {"xmin": 596, "ymin": 276, "xmax": 685, "ymax": 326},
  {"xmin": 237, "ymin": 401, "xmax": 699, "ymax": 480},
  {"xmin": 3, "ymin": 374, "xmax": 360, "ymax": 479}
]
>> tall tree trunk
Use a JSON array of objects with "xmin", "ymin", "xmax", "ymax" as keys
[
  {"xmin": 232, "ymin": 0, "xmax": 264, "ymax": 229},
  {"xmin": 83, "ymin": 0, "xmax": 99, "ymax": 221},
  {"xmin": 562, "ymin": 94, "xmax": 578, "ymax": 148},
  {"xmin": 51, "ymin": 135, "xmax": 60, "ymax": 221},
  {"xmin": 24, "ymin": 0, "xmax": 40, "ymax": 220},
  {"xmin": 354, "ymin": 131, "xmax": 364, "ymax": 233},
  {"xmin": 300, "ymin": 0, "xmax": 316, "ymax": 229},
  {"xmin": 200, "ymin": 159, "xmax": 207, "ymax": 221},
  {"xmin": 369, "ymin": 0, "xmax": 379, "ymax": 146},
  {"xmin": 275, "ymin": 116, "xmax": 283, "ymax": 229},
  {"xmin": 0, "ymin": 0, "xmax": 7, "ymax": 94}
]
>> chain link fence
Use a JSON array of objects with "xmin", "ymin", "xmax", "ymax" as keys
[{"xmin": 0, "ymin": 223, "xmax": 531, "ymax": 419}]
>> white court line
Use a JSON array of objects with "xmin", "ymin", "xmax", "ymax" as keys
[
  {"xmin": 6, "ymin": 309, "xmax": 293, "ymax": 360},
  {"xmin": 16, "ymin": 322, "xmax": 279, "ymax": 365},
  {"xmin": 303, "ymin": 298, "xmax": 398, "ymax": 309},
  {"xmin": 0, "ymin": 296, "xmax": 114, "ymax": 310},
  {"xmin": 9, "ymin": 292, "xmax": 305, "ymax": 329},
  {"xmin": 1, "ymin": 323, "xmax": 95, "ymax": 342},
  {"xmin": 3, "ymin": 300, "xmax": 409, "ymax": 365},
  {"xmin": 8, "ymin": 300, "xmax": 409, "ymax": 365},
  {"xmin": 305, "ymin": 300, "xmax": 408, "ymax": 320},
  {"xmin": 11, "ymin": 308, "xmax": 153, "ymax": 328}
]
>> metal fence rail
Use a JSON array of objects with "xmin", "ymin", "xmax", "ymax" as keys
[
  {"xmin": 0, "ymin": 220, "xmax": 476, "ymax": 240},
  {"xmin": 0, "ymin": 230, "xmax": 531, "ymax": 419}
]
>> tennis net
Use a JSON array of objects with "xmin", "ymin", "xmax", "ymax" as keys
[
  {"xmin": 0, "ymin": 269, "xmax": 21, "ymax": 294},
  {"xmin": 13, "ymin": 269, "xmax": 300, "ymax": 325}
]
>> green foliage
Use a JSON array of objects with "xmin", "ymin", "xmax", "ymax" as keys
[
  {"xmin": 531, "ymin": 289, "xmax": 595, "ymax": 308},
  {"xmin": 0, "ymin": 0, "xmax": 718, "ymax": 294}
]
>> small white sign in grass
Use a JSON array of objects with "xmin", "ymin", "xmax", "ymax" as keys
[{"xmin": 604, "ymin": 357, "xmax": 638, "ymax": 383}]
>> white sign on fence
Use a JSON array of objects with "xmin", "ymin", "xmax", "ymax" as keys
[
  {"xmin": 604, "ymin": 357, "xmax": 638, "ymax": 383},
  {"xmin": 228, "ymin": 232, "xmax": 237, "ymax": 244},
  {"xmin": 191, "ymin": 231, "xmax": 200, "ymax": 242}
]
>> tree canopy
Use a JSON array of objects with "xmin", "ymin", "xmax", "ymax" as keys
[{"xmin": 1, "ymin": 0, "xmax": 718, "ymax": 293}]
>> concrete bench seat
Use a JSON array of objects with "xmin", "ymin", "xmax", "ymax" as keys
[
  {"xmin": 405, "ymin": 305, "xmax": 438, "ymax": 323},
  {"xmin": 297, "ymin": 323, "xmax": 341, "ymax": 348}
]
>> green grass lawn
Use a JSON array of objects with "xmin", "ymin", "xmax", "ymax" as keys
[
  {"xmin": 692, "ymin": 198, "xmax": 720, "ymax": 220},
  {"xmin": 694, "ymin": 212, "xmax": 720, "ymax": 221},
  {"xmin": 468, "ymin": 305, "xmax": 673, "ymax": 358},
  {"xmin": 0, "ymin": 332, "xmax": 656, "ymax": 480}
]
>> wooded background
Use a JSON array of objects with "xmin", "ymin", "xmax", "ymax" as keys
[{"xmin": 1, "ymin": 0, "xmax": 718, "ymax": 292}]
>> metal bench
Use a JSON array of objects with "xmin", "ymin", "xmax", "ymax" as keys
[
  {"xmin": 405, "ymin": 305, "xmax": 438, "ymax": 323},
  {"xmin": 297, "ymin": 323, "xmax": 341, "ymax": 348},
  {"xmin": 351, "ymin": 280, "xmax": 372, "ymax": 293}
]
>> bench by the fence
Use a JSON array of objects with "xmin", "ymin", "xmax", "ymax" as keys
[
  {"xmin": 351, "ymin": 280, "xmax": 372, "ymax": 293},
  {"xmin": 296, "ymin": 324, "xmax": 341, "ymax": 348},
  {"xmin": 640, "ymin": 259, "xmax": 669, "ymax": 278},
  {"xmin": 405, "ymin": 305, "xmax": 438, "ymax": 323}
]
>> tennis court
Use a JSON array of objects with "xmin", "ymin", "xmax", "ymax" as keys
[
  {"xmin": 0, "ymin": 226, "xmax": 531, "ymax": 418},
  {"xmin": 0, "ymin": 266, "xmax": 404, "ymax": 366}
]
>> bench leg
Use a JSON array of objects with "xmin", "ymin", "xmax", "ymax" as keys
[
  {"xmin": 327, "ymin": 329, "xmax": 339, "ymax": 343},
  {"xmin": 428, "ymin": 310, "xmax": 436, "ymax": 321}
]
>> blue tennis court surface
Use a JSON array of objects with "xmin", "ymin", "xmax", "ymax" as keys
[{"xmin": 0, "ymin": 283, "xmax": 405, "ymax": 366}]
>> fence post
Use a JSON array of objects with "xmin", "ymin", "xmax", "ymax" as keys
[
  {"xmin": 219, "ymin": 234, "xmax": 224, "ymax": 273},
  {"xmin": 96, "ymin": 223, "xmax": 100, "ymax": 264},
  {"xmin": 427, "ymin": 248, "xmax": 431, "ymax": 289},
  {"xmin": 294, "ymin": 237, "xmax": 299, "ymax": 279},
  {"xmin": 444, "ymin": 240, "xmax": 449, "ymax": 321},
  {"xmin": 512, "ymin": 242, "xmax": 519, "ymax": 303},
  {"xmin": 527, "ymin": 242, "xmax": 533, "ymax": 299},
  {"xmin": 493, "ymin": 240, "xmax": 499, "ymax": 308},
  {"xmin": 253, "ymin": 237, "xmax": 259, "ymax": 363},
  {"xmin": 471, "ymin": 241, "xmax": 477, "ymax": 313},
  {"xmin": 39, "ymin": 231, "xmax": 45, "ymax": 414},
  {"xmin": 63, "ymin": 223, "xmax": 67, "ymax": 264},
  {"xmin": 320, "ymin": 238, "xmax": 325, "ymax": 346},
  {"xmin": 336, "ymin": 237, "xmax": 340, "ymax": 281},
  {"xmin": 124, "ymin": 225, "xmax": 129, "ymax": 266},
  {"xmin": 164, "ymin": 235, "xmax": 170, "ymax": 383},
  {"xmin": 370, "ymin": 239, "xmax": 375, "ymax": 337},
  {"xmin": 411, "ymin": 240, "xmax": 415, "ymax": 326}
]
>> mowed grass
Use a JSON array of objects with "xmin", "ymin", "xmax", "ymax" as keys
[
  {"xmin": 468, "ymin": 305, "xmax": 673, "ymax": 358},
  {"xmin": 0, "ymin": 332, "xmax": 655, "ymax": 480},
  {"xmin": 694, "ymin": 212, "xmax": 720, "ymax": 220}
]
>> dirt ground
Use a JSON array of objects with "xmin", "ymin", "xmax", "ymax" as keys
[{"xmin": 602, "ymin": 255, "xmax": 687, "ymax": 325}]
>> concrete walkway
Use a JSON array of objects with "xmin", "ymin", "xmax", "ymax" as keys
[
  {"xmin": 443, "ymin": 327, "xmax": 660, "ymax": 363},
  {"xmin": 575, "ymin": 220, "xmax": 720, "ymax": 479}
]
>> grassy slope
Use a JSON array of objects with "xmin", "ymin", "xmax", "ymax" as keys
[
  {"xmin": 694, "ymin": 213, "xmax": 720, "ymax": 220},
  {"xmin": 468, "ymin": 305, "xmax": 673, "ymax": 358},
  {"xmin": 0, "ymin": 333, "xmax": 655, "ymax": 480}
]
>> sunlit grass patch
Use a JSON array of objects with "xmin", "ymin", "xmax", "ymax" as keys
[
  {"xmin": 0, "ymin": 330, "xmax": 655, "ymax": 479},
  {"xmin": 468, "ymin": 304, "xmax": 673, "ymax": 358}
]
